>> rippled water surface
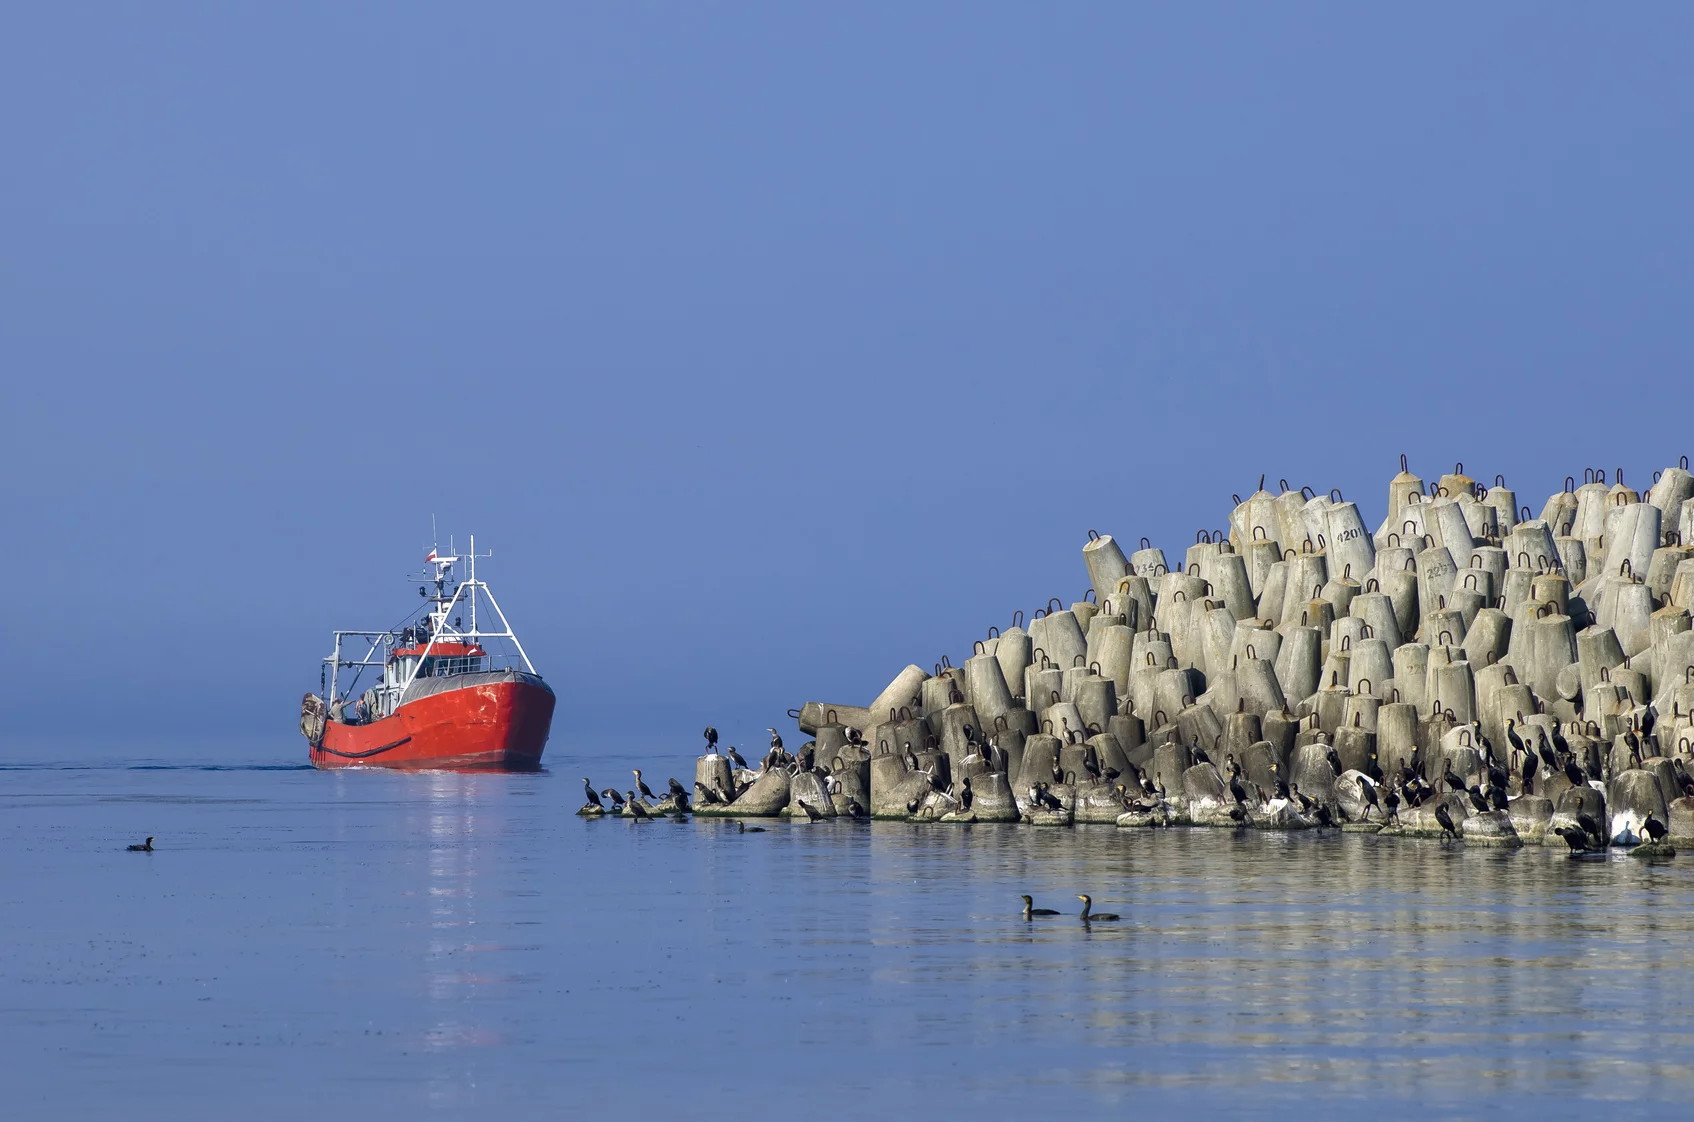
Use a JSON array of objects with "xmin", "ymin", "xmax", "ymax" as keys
[{"xmin": 4, "ymin": 742, "xmax": 1693, "ymax": 1120}]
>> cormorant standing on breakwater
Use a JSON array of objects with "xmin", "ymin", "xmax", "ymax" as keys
[
  {"xmin": 1442, "ymin": 760, "xmax": 1466, "ymax": 793},
  {"xmin": 668, "ymin": 777, "xmax": 688, "ymax": 800},
  {"xmin": 1033, "ymin": 782, "xmax": 1064, "ymax": 811},
  {"xmin": 1021, "ymin": 895, "xmax": 1060, "ymax": 918},
  {"xmin": 1359, "ymin": 777, "xmax": 1381, "ymax": 819},
  {"xmin": 767, "ymin": 728, "xmax": 784, "ymax": 753},
  {"xmin": 602, "ymin": 788, "xmax": 626, "ymax": 810},
  {"xmin": 1563, "ymin": 757, "xmax": 1587, "ymax": 788},
  {"xmin": 958, "ymin": 776, "xmax": 973, "ymax": 812},
  {"xmin": 727, "ymin": 746, "xmax": 749, "ymax": 770},
  {"xmin": 1554, "ymin": 824, "xmax": 1590, "ymax": 852},
  {"xmin": 1077, "ymin": 895, "xmax": 1120, "ymax": 922},
  {"xmin": 1434, "ymin": 803, "xmax": 1458, "ymax": 839},
  {"xmin": 1383, "ymin": 782, "xmax": 1401, "ymax": 825},
  {"xmin": 1577, "ymin": 812, "xmax": 1605, "ymax": 848},
  {"xmin": 1643, "ymin": 814, "xmax": 1668, "ymax": 845},
  {"xmin": 1520, "ymin": 751, "xmax": 1536, "ymax": 795},
  {"xmin": 704, "ymin": 727, "xmax": 719, "ymax": 753},
  {"xmin": 797, "ymin": 800, "xmax": 823, "ymax": 822},
  {"xmin": 626, "ymin": 794, "xmax": 650, "ymax": 821},
  {"xmin": 633, "ymin": 770, "xmax": 657, "ymax": 801},
  {"xmin": 1466, "ymin": 786, "xmax": 1490, "ymax": 814},
  {"xmin": 582, "ymin": 780, "xmax": 603, "ymax": 809},
  {"xmin": 126, "ymin": 837, "xmax": 154, "ymax": 852}
]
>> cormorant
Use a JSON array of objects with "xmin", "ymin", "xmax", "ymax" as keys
[
  {"xmin": 1193, "ymin": 746, "xmax": 1212, "ymax": 766},
  {"xmin": 696, "ymin": 783, "xmax": 722, "ymax": 805},
  {"xmin": 1643, "ymin": 814, "xmax": 1668, "ymax": 845},
  {"xmin": 633, "ymin": 770, "xmax": 657, "ymax": 801},
  {"xmin": 846, "ymin": 797, "xmax": 867, "ymax": 818},
  {"xmin": 904, "ymin": 743, "xmax": 921, "ymax": 772},
  {"xmin": 1577, "ymin": 812, "xmax": 1605, "ymax": 847},
  {"xmin": 627, "ymin": 795, "xmax": 650, "ymax": 821},
  {"xmin": 906, "ymin": 797, "xmax": 923, "ymax": 815},
  {"xmin": 1290, "ymin": 784, "xmax": 1315, "ymax": 813},
  {"xmin": 1442, "ymin": 760, "xmax": 1466, "ymax": 792},
  {"xmin": 1359, "ymin": 778, "xmax": 1381, "ymax": 818},
  {"xmin": 767, "ymin": 728, "xmax": 784, "ymax": 752},
  {"xmin": 1383, "ymin": 783, "xmax": 1401, "ymax": 824},
  {"xmin": 1537, "ymin": 730, "xmax": 1558, "ymax": 773},
  {"xmin": 1034, "ymin": 782, "xmax": 1064, "ymax": 811},
  {"xmin": 958, "ymin": 776, "xmax": 974, "ymax": 811},
  {"xmin": 1553, "ymin": 824, "xmax": 1590, "ymax": 853},
  {"xmin": 1021, "ymin": 895, "xmax": 1060, "ymax": 918},
  {"xmin": 1520, "ymin": 752, "xmax": 1536, "ymax": 795},
  {"xmin": 1505, "ymin": 718, "xmax": 1527, "ymax": 760},
  {"xmin": 1228, "ymin": 805, "xmax": 1248, "ymax": 824},
  {"xmin": 797, "ymin": 800, "xmax": 823, "ymax": 822},
  {"xmin": 1229, "ymin": 774, "xmax": 1248, "ymax": 806},
  {"xmin": 1434, "ymin": 803, "xmax": 1458, "ymax": 839},
  {"xmin": 1489, "ymin": 785, "xmax": 1509, "ymax": 811},
  {"xmin": 1550, "ymin": 721, "xmax": 1570, "ymax": 760},
  {"xmin": 1563, "ymin": 757, "xmax": 1586, "ymax": 788},
  {"xmin": 602, "ymin": 788, "xmax": 626, "ymax": 809},
  {"xmin": 1313, "ymin": 804, "xmax": 1335, "ymax": 828},
  {"xmin": 1466, "ymin": 786, "xmax": 1490, "ymax": 814},
  {"xmin": 126, "ymin": 837, "xmax": 154, "ymax": 852},
  {"xmin": 727, "ymin": 746, "xmax": 749, "ymax": 770},
  {"xmin": 668, "ymin": 777, "xmax": 688, "ymax": 800},
  {"xmin": 738, "ymin": 822, "xmax": 766, "ymax": 833},
  {"xmin": 704, "ymin": 726, "xmax": 719, "ymax": 753},
  {"xmin": 582, "ymin": 779, "xmax": 603, "ymax": 808},
  {"xmin": 1077, "ymin": 895, "xmax": 1120, "ymax": 922}
]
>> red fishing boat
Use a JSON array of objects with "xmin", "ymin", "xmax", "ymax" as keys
[{"xmin": 300, "ymin": 537, "xmax": 555, "ymax": 770}]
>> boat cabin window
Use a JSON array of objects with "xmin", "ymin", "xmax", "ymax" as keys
[{"xmin": 417, "ymin": 654, "xmax": 484, "ymax": 678}]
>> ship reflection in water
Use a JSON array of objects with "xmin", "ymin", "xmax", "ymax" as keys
[{"xmin": 2, "ymin": 746, "xmax": 1693, "ymax": 1120}]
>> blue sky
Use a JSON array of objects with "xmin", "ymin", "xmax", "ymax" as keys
[{"xmin": 4, "ymin": 4, "xmax": 1691, "ymax": 756}]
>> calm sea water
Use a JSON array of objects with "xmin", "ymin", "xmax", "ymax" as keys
[{"xmin": 3, "ymin": 741, "xmax": 1692, "ymax": 1121}]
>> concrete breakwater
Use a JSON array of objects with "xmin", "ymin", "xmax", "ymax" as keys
[{"xmin": 692, "ymin": 459, "xmax": 1694, "ymax": 853}]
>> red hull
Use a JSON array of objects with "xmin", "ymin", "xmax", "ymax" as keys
[{"xmin": 312, "ymin": 679, "xmax": 555, "ymax": 770}]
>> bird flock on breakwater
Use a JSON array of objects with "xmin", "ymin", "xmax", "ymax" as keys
[{"xmin": 682, "ymin": 457, "xmax": 1694, "ymax": 856}]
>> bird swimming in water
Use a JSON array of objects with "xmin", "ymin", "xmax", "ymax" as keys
[
  {"xmin": 846, "ymin": 797, "xmax": 867, "ymax": 818},
  {"xmin": 1077, "ymin": 895, "xmax": 1120, "ymax": 922},
  {"xmin": 727, "ymin": 746, "xmax": 749, "ymax": 770},
  {"xmin": 627, "ymin": 794, "xmax": 650, "ymax": 821},
  {"xmin": 1434, "ymin": 803, "xmax": 1458, "ymax": 839},
  {"xmin": 704, "ymin": 726, "xmax": 719, "ymax": 753},
  {"xmin": 633, "ymin": 769, "xmax": 657, "ymax": 801},
  {"xmin": 1021, "ymin": 895, "xmax": 1060, "ymax": 919},
  {"xmin": 582, "ymin": 779, "xmax": 603, "ymax": 809},
  {"xmin": 737, "ymin": 821, "xmax": 766, "ymax": 833},
  {"xmin": 126, "ymin": 837, "xmax": 154, "ymax": 852}
]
